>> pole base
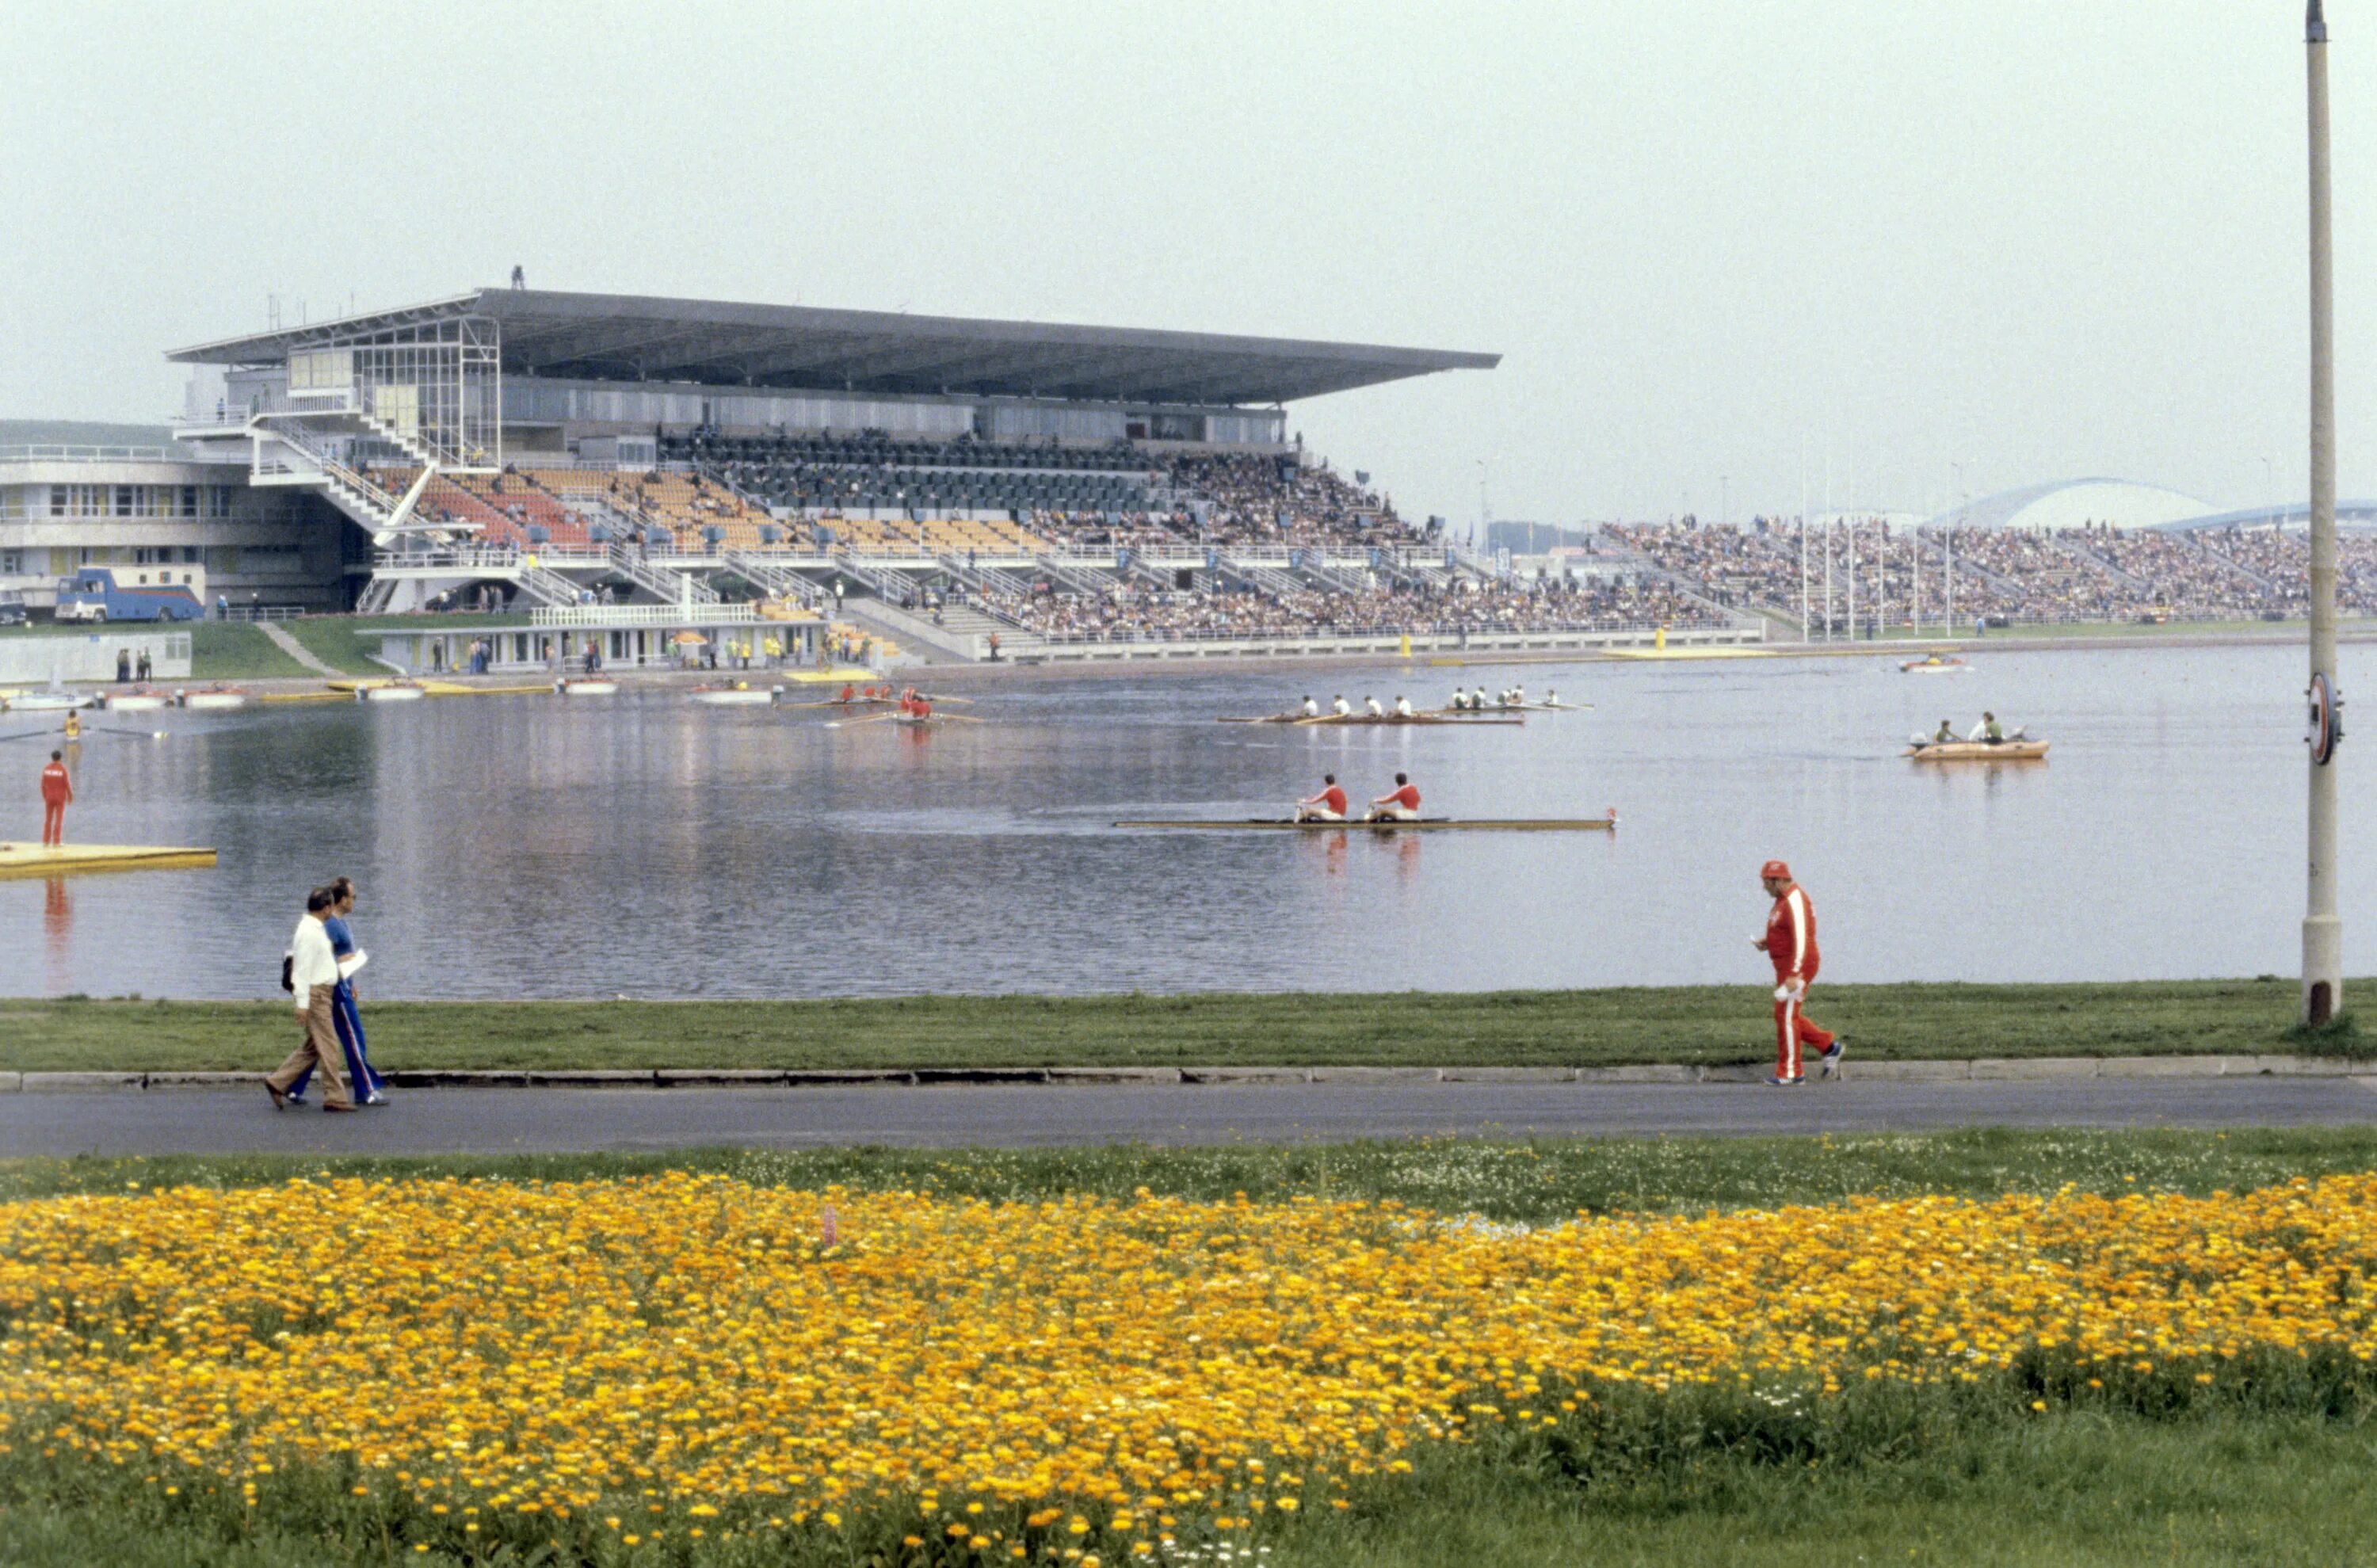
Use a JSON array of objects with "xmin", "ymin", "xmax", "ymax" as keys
[{"xmin": 2304, "ymin": 914, "xmax": 2344, "ymax": 1025}]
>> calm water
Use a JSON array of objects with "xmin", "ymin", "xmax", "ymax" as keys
[{"xmin": 4, "ymin": 643, "xmax": 2370, "ymax": 999}]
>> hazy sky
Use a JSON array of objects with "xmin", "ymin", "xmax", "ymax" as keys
[{"xmin": 2, "ymin": 2, "xmax": 2367, "ymax": 525}]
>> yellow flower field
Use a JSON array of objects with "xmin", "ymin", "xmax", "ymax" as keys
[{"xmin": 2, "ymin": 1173, "xmax": 2375, "ymax": 1558}]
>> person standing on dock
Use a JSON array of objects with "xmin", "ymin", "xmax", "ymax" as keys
[
  {"xmin": 265, "ymin": 887, "xmax": 357, "ymax": 1114},
  {"xmin": 1753, "ymin": 860, "xmax": 1841, "ymax": 1086},
  {"xmin": 1295, "ymin": 773, "xmax": 1349, "ymax": 822},
  {"xmin": 1368, "ymin": 773, "xmax": 1421, "ymax": 822},
  {"xmin": 39, "ymin": 750, "xmax": 71, "ymax": 846}
]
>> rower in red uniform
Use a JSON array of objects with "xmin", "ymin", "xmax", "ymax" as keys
[
  {"xmin": 1753, "ymin": 859, "xmax": 1841, "ymax": 1085},
  {"xmin": 838, "ymin": 682, "xmax": 858, "ymax": 704},
  {"xmin": 1367, "ymin": 773, "xmax": 1421, "ymax": 822},
  {"xmin": 40, "ymin": 749, "xmax": 72, "ymax": 846},
  {"xmin": 1295, "ymin": 773, "xmax": 1349, "ymax": 822}
]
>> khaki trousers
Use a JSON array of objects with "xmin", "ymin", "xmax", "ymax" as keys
[{"xmin": 269, "ymin": 984, "xmax": 353, "ymax": 1108}]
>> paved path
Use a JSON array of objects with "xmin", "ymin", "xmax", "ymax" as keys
[
  {"xmin": 254, "ymin": 620, "xmax": 341, "ymax": 676},
  {"xmin": 4, "ymin": 1078, "xmax": 2375, "ymax": 1157}
]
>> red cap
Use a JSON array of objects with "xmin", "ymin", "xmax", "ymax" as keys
[{"xmin": 1760, "ymin": 859, "xmax": 1791, "ymax": 881}]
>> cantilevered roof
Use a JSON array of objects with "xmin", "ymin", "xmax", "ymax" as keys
[{"xmin": 169, "ymin": 288, "xmax": 1500, "ymax": 406}]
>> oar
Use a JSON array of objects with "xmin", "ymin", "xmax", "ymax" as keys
[
  {"xmin": 825, "ymin": 712, "xmax": 896, "ymax": 728},
  {"xmin": 86, "ymin": 723, "xmax": 169, "ymax": 740}
]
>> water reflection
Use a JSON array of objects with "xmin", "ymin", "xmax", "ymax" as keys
[{"xmin": 0, "ymin": 642, "xmax": 2366, "ymax": 998}]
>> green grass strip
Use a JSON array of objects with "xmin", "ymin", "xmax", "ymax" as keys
[
  {"xmin": 7, "ymin": 1125, "xmax": 2376, "ymax": 1210},
  {"xmin": 4, "ymin": 979, "xmax": 2365, "ymax": 1074}
]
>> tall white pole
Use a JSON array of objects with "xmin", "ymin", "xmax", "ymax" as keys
[
  {"xmin": 2304, "ymin": 0, "xmax": 2343, "ymax": 1022},
  {"xmin": 1835, "ymin": 510, "xmax": 1854, "ymax": 641},
  {"xmin": 1799, "ymin": 457, "xmax": 1810, "ymax": 643}
]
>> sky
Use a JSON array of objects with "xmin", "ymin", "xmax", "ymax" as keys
[{"xmin": 0, "ymin": 1, "xmax": 2367, "ymax": 527}]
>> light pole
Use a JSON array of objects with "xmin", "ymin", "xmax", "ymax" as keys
[
  {"xmin": 1720, "ymin": 475, "xmax": 1730, "ymax": 529},
  {"xmin": 2264, "ymin": 455, "xmax": 2276, "ymax": 529},
  {"xmin": 1948, "ymin": 463, "xmax": 1964, "ymax": 638},
  {"xmin": 2304, "ymin": 0, "xmax": 2343, "ymax": 1023}
]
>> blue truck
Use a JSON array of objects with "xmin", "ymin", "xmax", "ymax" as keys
[{"xmin": 52, "ymin": 568, "xmax": 204, "ymax": 624}]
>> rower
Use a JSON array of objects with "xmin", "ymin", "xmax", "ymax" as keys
[
  {"xmin": 1967, "ymin": 711, "xmax": 2004, "ymax": 744},
  {"xmin": 839, "ymin": 681, "xmax": 858, "ymax": 704},
  {"xmin": 1449, "ymin": 689, "xmax": 1469, "ymax": 712},
  {"xmin": 1364, "ymin": 695, "xmax": 1384, "ymax": 718},
  {"xmin": 1393, "ymin": 694, "xmax": 1415, "ymax": 717},
  {"xmin": 1511, "ymin": 683, "xmax": 1525, "ymax": 708},
  {"xmin": 1295, "ymin": 772, "xmax": 1349, "ymax": 822},
  {"xmin": 1933, "ymin": 719, "xmax": 1955, "ymax": 744},
  {"xmin": 1331, "ymin": 694, "xmax": 1352, "ymax": 717},
  {"xmin": 1471, "ymin": 685, "xmax": 1489, "ymax": 710},
  {"xmin": 1301, "ymin": 694, "xmax": 1320, "ymax": 717},
  {"xmin": 1543, "ymin": 688, "xmax": 1559, "ymax": 708},
  {"xmin": 1368, "ymin": 772, "xmax": 1422, "ymax": 823}
]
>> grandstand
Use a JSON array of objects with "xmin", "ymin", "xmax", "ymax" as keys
[{"xmin": 158, "ymin": 287, "xmax": 1763, "ymax": 659}]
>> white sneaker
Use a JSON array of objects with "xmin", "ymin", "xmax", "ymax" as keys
[{"xmin": 1818, "ymin": 1040, "xmax": 1846, "ymax": 1078}]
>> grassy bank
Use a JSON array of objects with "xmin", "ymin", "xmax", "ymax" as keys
[
  {"xmin": 7, "ymin": 1124, "xmax": 2377, "ymax": 1207},
  {"xmin": 5, "ymin": 1132, "xmax": 2377, "ymax": 1567},
  {"xmin": 274, "ymin": 612, "xmax": 515, "ymax": 676},
  {"xmin": 1, "ymin": 977, "xmax": 2359, "ymax": 1074},
  {"xmin": 185, "ymin": 623, "xmax": 315, "ymax": 680}
]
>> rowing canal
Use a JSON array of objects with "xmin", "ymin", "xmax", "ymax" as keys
[{"xmin": 5, "ymin": 640, "xmax": 2371, "ymax": 999}]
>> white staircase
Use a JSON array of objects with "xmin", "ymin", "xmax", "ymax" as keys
[{"xmin": 609, "ymin": 544, "xmax": 720, "ymax": 605}]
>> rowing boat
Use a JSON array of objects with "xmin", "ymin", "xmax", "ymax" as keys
[
  {"xmin": 1216, "ymin": 713, "xmax": 1524, "ymax": 727},
  {"xmin": 1903, "ymin": 740, "xmax": 2049, "ymax": 761},
  {"xmin": 1900, "ymin": 657, "xmax": 1969, "ymax": 673},
  {"xmin": 555, "ymin": 678, "xmax": 620, "ymax": 696},
  {"xmin": 1116, "ymin": 816, "xmax": 1616, "ymax": 832},
  {"xmin": 1425, "ymin": 701, "xmax": 1588, "ymax": 715},
  {"xmin": 356, "ymin": 681, "xmax": 426, "ymax": 703}
]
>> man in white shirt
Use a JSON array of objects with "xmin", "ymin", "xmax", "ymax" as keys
[
  {"xmin": 1364, "ymin": 695, "xmax": 1384, "ymax": 717},
  {"xmin": 1330, "ymin": 694, "xmax": 1352, "ymax": 717},
  {"xmin": 1393, "ymin": 694, "xmax": 1415, "ymax": 717},
  {"xmin": 265, "ymin": 887, "xmax": 357, "ymax": 1112}
]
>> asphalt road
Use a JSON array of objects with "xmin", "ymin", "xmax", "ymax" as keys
[{"xmin": 2, "ymin": 1078, "xmax": 2374, "ymax": 1157}]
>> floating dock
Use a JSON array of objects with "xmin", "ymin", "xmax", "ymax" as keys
[{"xmin": 0, "ymin": 842, "xmax": 218, "ymax": 879}]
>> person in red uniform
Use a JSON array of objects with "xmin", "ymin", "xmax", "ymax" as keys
[
  {"xmin": 1368, "ymin": 773, "xmax": 1421, "ymax": 822},
  {"xmin": 838, "ymin": 682, "xmax": 858, "ymax": 704},
  {"xmin": 1295, "ymin": 773, "xmax": 1349, "ymax": 822},
  {"xmin": 39, "ymin": 750, "xmax": 72, "ymax": 847},
  {"xmin": 1753, "ymin": 859, "xmax": 1842, "ymax": 1085}
]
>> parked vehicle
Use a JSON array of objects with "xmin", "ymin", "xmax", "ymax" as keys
[
  {"xmin": 0, "ymin": 589, "xmax": 26, "ymax": 628},
  {"xmin": 52, "ymin": 569, "xmax": 202, "ymax": 624}
]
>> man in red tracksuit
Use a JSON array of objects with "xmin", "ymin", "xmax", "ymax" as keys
[
  {"xmin": 1753, "ymin": 858, "xmax": 1841, "ymax": 1085},
  {"xmin": 40, "ymin": 750, "xmax": 72, "ymax": 847}
]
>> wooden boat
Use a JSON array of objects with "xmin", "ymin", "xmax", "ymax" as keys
[
  {"xmin": 1903, "ymin": 739, "xmax": 2049, "ymax": 761},
  {"xmin": 555, "ymin": 678, "xmax": 620, "ymax": 696},
  {"xmin": 0, "ymin": 841, "xmax": 217, "ymax": 879},
  {"xmin": 355, "ymin": 681, "xmax": 426, "ymax": 703},
  {"xmin": 1116, "ymin": 811, "xmax": 1618, "ymax": 832},
  {"xmin": 689, "ymin": 685, "xmax": 778, "ymax": 706},
  {"xmin": 1900, "ymin": 655, "xmax": 1969, "ymax": 673},
  {"xmin": 177, "ymin": 686, "xmax": 250, "ymax": 711},
  {"xmin": 1217, "ymin": 712, "xmax": 1523, "ymax": 727},
  {"xmin": 102, "ymin": 689, "xmax": 170, "ymax": 712}
]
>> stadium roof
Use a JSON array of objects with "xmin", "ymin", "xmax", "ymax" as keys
[
  {"xmin": 1921, "ymin": 478, "xmax": 2212, "ymax": 534},
  {"xmin": 169, "ymin": 289, "xmax": 1500, "ymax": 406}
]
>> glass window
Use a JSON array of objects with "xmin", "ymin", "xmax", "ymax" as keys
[
  {"xmin": 181, "ymin": 486, "xmax": 198, "ymax": 518},
  {"xmin": 50, "ymin": 486, "xmax": 67, "ymax": 517}
]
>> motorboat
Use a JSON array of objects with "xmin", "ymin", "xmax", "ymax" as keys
[
  {"xmin": 556, "ymin": 678, "xmax": 620, "ymax": 696},
  {"xmin": 177, "ymin": 687, "xmax": 251, "ymax": 711},
  {"xmin": 103, "ymin": 689, "xmax": 170, "ymax": 712},
  {"xmin": 356, "ymin": 681, "xmax": 427, "ymax": 703},
  {"xmin": 1900, "ymin": 655, "xmax": 1969, "ymax": 673},
  {"xmin": 689, "ymin": 684, "xmax": 778, "ymax": 706}
]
